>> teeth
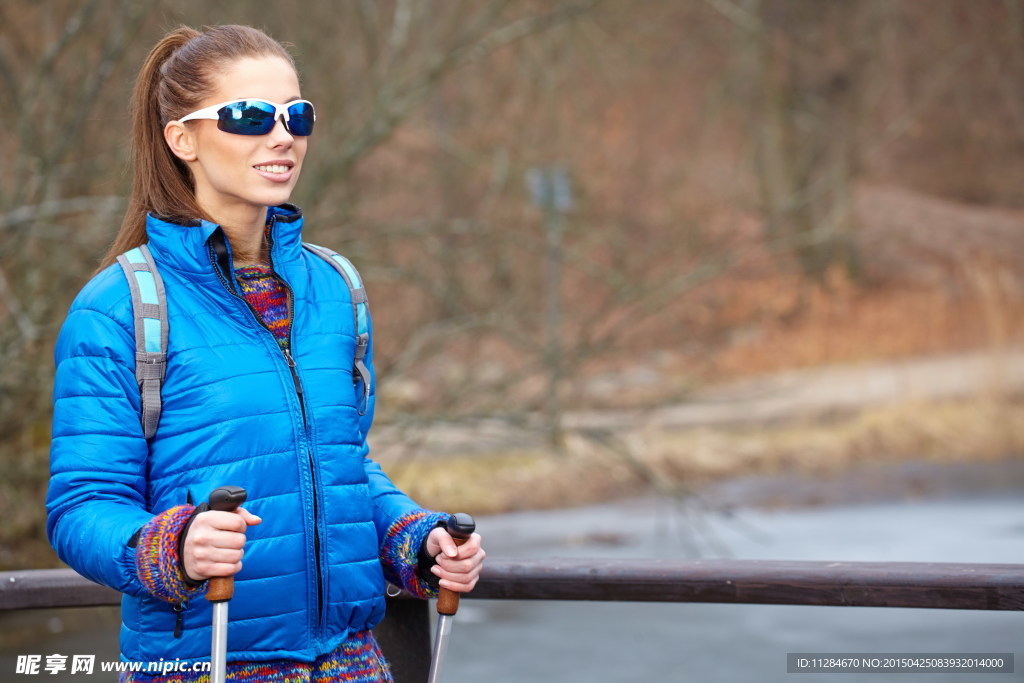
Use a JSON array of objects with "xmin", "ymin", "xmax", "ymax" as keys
[{"xmin": 255, "ymin": 164, "xmax": 290, "ymax": 174}]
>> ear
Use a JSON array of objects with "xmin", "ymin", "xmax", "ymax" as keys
[{"xmin": 164, "ymin": 120, "xmax": 198, "ymax": 162}]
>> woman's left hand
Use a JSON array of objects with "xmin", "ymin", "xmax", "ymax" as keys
[{"xmin": 424, "ymin": 527, "xmax": 486, "ymax": 593}]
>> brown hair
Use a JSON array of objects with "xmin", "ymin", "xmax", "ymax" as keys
[{"xmin": 100, "ymin": 25, "xmax": 296, "ymax": 269}]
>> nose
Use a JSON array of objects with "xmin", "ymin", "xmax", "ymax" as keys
[{"xmin": 267, "ymin": 116, "xmax": 294, "ymax": 146}]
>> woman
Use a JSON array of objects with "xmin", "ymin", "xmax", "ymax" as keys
[{"xmin": 46, "ymin": 24, "xmax": 484, "ymax": 682}]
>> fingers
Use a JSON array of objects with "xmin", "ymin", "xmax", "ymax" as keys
[
  {"xmin": 199, "ymin": 509, "xmax": 249, "ymax": 534},
  {"xmin": 185, "ymin": 545, "xmax": 245, "ymax": 582},
  {"xmin": 431, "ymin": 533, "xmax": 486, "ymax": 593},
  {"xmin": 426, "ymin": 527, "xmax": 481, "ymax": 559},
  {"xmin": 424, "ymin": 527, "xmax": 447, "ymax": 559},
  {"xmin": 237, "ymin": 507, "xmax": 262, "ymax": 526},
  {"xmin": 182, "ymin": 509, "xmax": 257, "ymax": 581}
]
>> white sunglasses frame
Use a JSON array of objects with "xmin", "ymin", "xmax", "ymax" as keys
[{"xmin": 177, "ymin": 98, "xmax": 316, "ymax": 134}]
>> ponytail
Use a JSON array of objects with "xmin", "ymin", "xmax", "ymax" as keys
[{"xmin": 100, "ymin": 25, "xmax": 296, "ymax": 270}]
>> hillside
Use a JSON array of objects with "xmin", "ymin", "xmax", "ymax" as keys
[{"xmin": 370, "ymin": 183, "xmax": 1024, "ymax": 514}]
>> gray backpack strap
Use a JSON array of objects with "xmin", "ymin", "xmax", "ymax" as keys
[
  {"xmin": 116, "ymin": 244, "xmax": 168, "ymax": 440},
  {"xmin": 303, "ymin": 243, "xmax": 371, "ymax": 415}
]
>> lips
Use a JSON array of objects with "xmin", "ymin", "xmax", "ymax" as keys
[{"xmin": 253, "ymin": 160, "xmax": 295, "ymax": 182}]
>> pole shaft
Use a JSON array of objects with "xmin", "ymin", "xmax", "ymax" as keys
[
  {"xmin": 211, "ymin": 602, "xmax": 228, "ymax": 683},
  {"xmin": 426, "ymin": 614, "xmax": 453, "ymax": 683}
]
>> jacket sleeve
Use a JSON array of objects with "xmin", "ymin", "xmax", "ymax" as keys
[{"xmin": 46, "ymin": 290, "xmax": 154, "ymax": 597}]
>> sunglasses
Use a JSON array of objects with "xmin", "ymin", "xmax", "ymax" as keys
[{"xmin": 178, "ymin": 98, "xmax": 316, "ymax": 136}]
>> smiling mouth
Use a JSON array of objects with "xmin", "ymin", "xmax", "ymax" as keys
[{"xmin": 254, "ymin": 163, "xmax": 292, "ymax": 174}]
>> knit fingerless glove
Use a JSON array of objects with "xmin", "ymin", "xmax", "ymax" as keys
[
  {"xmin": 132, "ymin": 504, "xmax": 208, "ymax": 604},
  {"xmin": 379, "ymin": 510, "xmax": 448, "ymax": 599}
]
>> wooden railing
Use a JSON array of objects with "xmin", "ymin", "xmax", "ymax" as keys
[{"xmin": 3, "ymin": 560, "xmax": 1022, "ymax": 680}]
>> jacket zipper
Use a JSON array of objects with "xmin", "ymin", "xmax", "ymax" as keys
[
  {"xmin": 283, "ymin": 344, "xmax": 325, "ymax": 631},
  {"xmin": 207, "ymin": 223, "xmax": 326, "ymax": 636},
  {"xmin": 173, "ymin": 602, "xmax": 186, "ymax": 638}
]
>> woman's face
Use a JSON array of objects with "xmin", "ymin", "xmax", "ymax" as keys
[{"xmin": 174, "ymin": 55, "xmax": 309, "ymax": 226}]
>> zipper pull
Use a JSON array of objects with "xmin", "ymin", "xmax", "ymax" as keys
[
  {"xmin": 173, "ymin": 602, "xmax": 186, "ymax": 639},
  {"xmin": 283, "ymin": 348, "xmax": 303, "ymax": 397}
]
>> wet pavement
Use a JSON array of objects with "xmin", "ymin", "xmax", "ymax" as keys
[{"xmin": 439, "ymin": 459, "xmax": 1024, "ymax": 682}]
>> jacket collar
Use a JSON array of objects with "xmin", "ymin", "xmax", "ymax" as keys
[{"xmin": 144, "ymin": 204, "xmax": 304, "ymax": 277}]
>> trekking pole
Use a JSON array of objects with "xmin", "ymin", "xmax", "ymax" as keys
[
  {"xmin": 426, "ymin": 513, "xmax": 476, "ymax": 683},
  {"xmin": 206, "ymin": 485, "xmax": 247, "ymax": 683}
]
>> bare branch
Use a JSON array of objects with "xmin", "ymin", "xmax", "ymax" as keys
[
  {"xmin": 0, "ymin": 3, "xmax": 30, "ymax": 65},
  {"xmin": 46, "ymin": 0, "xmax": 153, "ymax": 176},
  {"xmin": 308, "ymin": 0, "xmax": 602, "ymax": 204},
  {"xmin": 0, "ymin": 264, "xmax": 38, "ymax": 343},
  {"xmin": 24, "ymin": 0, "xmax": 102, "ymax": 105},
  {"xmin": 14, "ymin": 0, "xmax": 105, "ymax": 205},
  {"xmin": 0, "ymin": 33, "xmax": 18, "ymax": 98},
  {"xmin": 0, "ymin": 195, "xmax": 125, "ymax": 232},
  {"xmin": 703, "ymin": 0, "xmax": 762, "ymax": 33},
  {"xmin": 388, "ymin": 0, "xmax": 416, "ymax": 55},
  {"xmin": 356, "ymin": 0, "xmax": 382, "ymax": 70}
]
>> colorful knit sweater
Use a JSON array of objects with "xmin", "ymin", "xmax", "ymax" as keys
[
  {"xmin": 235, "ymin": 264, "xmax": 292, "ymax": 350},
  {"xmin": 124, "ymin": 263, "xmax": 446, "ymax": 682},
  {"xmin": 122, "ymin": 629, "xmax": 393, "ymax": 682}
]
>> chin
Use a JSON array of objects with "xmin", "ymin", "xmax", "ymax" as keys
[{"xmin": 257, "ymin": 190, "xmax": 297, "ymax": 208}]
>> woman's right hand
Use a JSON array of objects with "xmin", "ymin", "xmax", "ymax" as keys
[{"xmin": 182, "ymin": 507, "xmax": 262, "ymax": 582}]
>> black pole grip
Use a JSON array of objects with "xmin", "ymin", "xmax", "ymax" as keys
[
  {"xmin": 436, "ymin": 513, "xmax": 475, "ymax": 616},
  {"xmin": 446, "ymin": 512, "xmax": 476, "ymax": 540},
  {"xmin": 206, "ymin": 485, "xmax": 247, "ymax": 603},
  {"xmin": 208, "ymin": 485, "xmax": 247, "ymax": 513}
]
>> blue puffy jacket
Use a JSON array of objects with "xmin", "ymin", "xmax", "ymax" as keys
[{"xmin": 47, "ymin": 205, "xmax": 423, "ymax": 664}]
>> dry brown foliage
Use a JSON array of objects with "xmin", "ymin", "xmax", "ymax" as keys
[{"xmin": 2, "ymin": 0, "xmax": 1024, "ymax": 568}]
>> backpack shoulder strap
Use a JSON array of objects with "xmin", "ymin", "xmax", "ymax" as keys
[
  {"xmin": 303, "ymin": 242, "xmax": 371, "ymax": 415},
  {"xmin": 116, "ymin": 244, "xmax": 168, "ymax": 440}
]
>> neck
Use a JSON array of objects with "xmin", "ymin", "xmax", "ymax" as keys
[
  {"xmin": 205, "ymin": 205, "xmax": 270, "ymax": 268},
  {"xmin": 227, "ymin": 230, "xmax": 269, "ymax": 268}
]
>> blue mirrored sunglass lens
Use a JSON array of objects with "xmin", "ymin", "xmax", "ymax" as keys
[
  {"xmin": 217, "ymin": 101, "xmax": 276, "ymax": 134},
  {"xmin": 285, "ymin": 103, "xmax": 315, "ymax": 136}
]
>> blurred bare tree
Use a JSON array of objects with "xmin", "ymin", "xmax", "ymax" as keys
[
  {"xmin": 725, "ymin": 0, "xmax": 868, "ymax": 282},
  {"xmin": 0, "ymin": 0, "xmax": 149, "ymax": 432},
  {"xmin": 0, "ymin": 0, "xmax": 618, "ymax": 566},
  {"xmin": 0, "ymin": 0, "xmax": 153, "ymax": 566},
  {"xmin": 2, "ymin": 0, "xmax": 1023, "ymax": 567}
]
